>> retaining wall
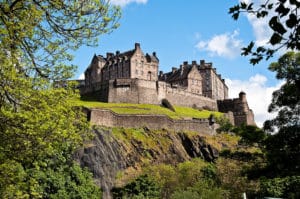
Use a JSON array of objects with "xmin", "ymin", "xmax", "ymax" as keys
[{"xmin": 86, "ymin": 108, "xmax": 216, "ymax": 134}]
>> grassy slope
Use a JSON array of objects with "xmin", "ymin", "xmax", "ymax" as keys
[{"xmin": 72, "ymin": 98, "xmax": 223, "ymax": 120}]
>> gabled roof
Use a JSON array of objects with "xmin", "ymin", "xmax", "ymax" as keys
[
  {"xmin": 146, "ymin": 53, "xmax": 159, "ymax": 63},
  {"xmin": 164, "ymin": 65, "xmax": 193, "ymax": 82}
]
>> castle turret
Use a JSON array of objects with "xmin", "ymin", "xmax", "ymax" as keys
[
  {"xmin": 239, "ymin": 91, "xmax": 246, "ymax": 102},
  {"xmin": 239, "ymin": 91, "xmax": 248, "ymax": 112}
]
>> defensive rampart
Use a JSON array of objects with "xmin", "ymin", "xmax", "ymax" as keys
[
  {"xmin": 81, "ymin": 78, "xmax": 218, "ymax": 110},
  {"xmin": 84, "ymin": 108, "xmax": 217, "ymax": 134}
]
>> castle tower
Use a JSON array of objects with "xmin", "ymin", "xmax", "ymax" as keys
[
  {"xmin": 238, "ymin": 91, "xmax": 248, "ymax": 112},
  {"xmin": 84, "ymin": 54, "xmax": 106, "ymax": 86}
]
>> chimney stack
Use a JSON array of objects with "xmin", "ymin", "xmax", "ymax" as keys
[
  {"xmin": 135, "ymin": 43, "xmax": 140, "ymax": 50},
  {"xmin": 200, "ymin": 60, "xmax": 205, "ymax": 66},
  {"xmin": 172, "ymin": 67, "xmax": 177, "ymax": 73}
]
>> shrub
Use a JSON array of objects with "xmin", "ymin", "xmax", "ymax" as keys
[
  {"xmin": 111, "ymin": 175, "xmax": 160, "ymax": 199},
  {"xmin": 161, "ymin": 98, "xmax": 175, "ymax": 112}
]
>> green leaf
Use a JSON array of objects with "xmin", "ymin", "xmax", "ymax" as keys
[
  {"xmin": 267, "ymin": 3, "xmax": 274, "ymax": 9},
  {"xmin": 275, "ymin": 4, "xmax": 290, "ymax": 17},
  {"xmin": 240, "ymin": 2, "xmax": 247, "ymax": 9},
  {"xmin": 286, "ymin": 13, "xmax": 297, "ymax": 28},
  {"xmin": 269, "ymin": 33, "xmax": 283, "ymax": 45},
  {"xmin": 269, "ymin": 16, "xmax": 287, "ymax": 34}
]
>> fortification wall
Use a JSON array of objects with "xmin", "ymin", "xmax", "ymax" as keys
[
  {"xmin": 217, "ymin": 95, "xmax": 255, "ymax": 126},
  {"xmin": 87, "ymin": 108, "xmax": 216, "ymax": 134},
  {"xmin": 108, "ymin": 79, "xmax": 159, "ymax": 104},
  {"xmin": 80, "ymin": 79, "xmax": 255, "ymax": 126},
  {"xmin": 107, "ymin": 79, "xmax": 217, "ymax": 110}
]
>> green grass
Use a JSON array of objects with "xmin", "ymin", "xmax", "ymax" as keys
[{"xmin": 71, "ymin": 98, "xmax": 223, "ymax": 120}]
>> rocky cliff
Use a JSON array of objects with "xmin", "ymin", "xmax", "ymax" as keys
[{"xmin": 74, "ymin": 126, "xmax": 237, "ymax": 199}]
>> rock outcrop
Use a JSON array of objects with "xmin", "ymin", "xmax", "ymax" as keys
[{"xmin": 75, "ymin": 127, "xmax": 219, "ymax": 199}]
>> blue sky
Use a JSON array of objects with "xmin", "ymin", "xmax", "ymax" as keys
[{"xmin": 72, "ymin": 0, "xmax": 284, "ymax": 126}]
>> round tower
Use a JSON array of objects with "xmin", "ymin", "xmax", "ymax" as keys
[
  {"xmin": 239, "ymin": 91, "xmax": 247, "ymax": 102},
  {"xmin": 239, "ymin": 91, "xmax": 248, "ymax": 112}
]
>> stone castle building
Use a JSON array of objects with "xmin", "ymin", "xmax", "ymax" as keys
[{"xmin": 80, "ymin": 43, "xmax": 255, "ymax": 126}]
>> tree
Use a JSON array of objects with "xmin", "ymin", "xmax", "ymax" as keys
[
  {"xmin": 0, "ymin": 0, "xmax": 120, "ymax": 80},
  {"xmin": 229, "ymin": 0, "xmax": 300, "ymax": 64},
  {"xmin": 112, "ymin": 175, "xmax": 161, "ymax": 199},
  {"xmin": 263, "ymin": 51, "xmax": 300, "ymax": 174},
  {"xmin": 234, "ymin": 125, "xmax": 267, "ymax": 146},
  {"xmin": 0, "ymin": 0, "xmax": 120, "ymax": 197}
]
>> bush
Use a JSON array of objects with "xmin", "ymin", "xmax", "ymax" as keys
[
  {"xmin": 161, "ymin": 98, "xmax": 175, "ymax": 112},
  {"xmin": 112, "ymin": 175, "xmax": 160, "ymax": 199},
  {"xmin": 216, "ymin": 116, "xmax": 234, "ymax": 133},
  {"xmin": 258, "ymin": 176, "xmax": 300, "ymax": 199},
  {"xmin": 171, "ymin": 180, "xmax": 227, "ymax": 199}
]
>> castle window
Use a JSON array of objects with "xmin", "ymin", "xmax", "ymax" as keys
[{"xmin": 147, "ymin": 71, "xmax": 152, "ymax": 80}]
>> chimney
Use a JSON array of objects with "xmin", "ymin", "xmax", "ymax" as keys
[
  {"xmin": 135, "ymin": 43, "xmax": 140, "ymax": 50},
  {"xmin": 106, "ymin": 52, "xmax": 114, "ymax": 58},
  {"xmin": 180, "ymin": 65, "xmax": 184, "ymax": 75},
  {"xmin": 153, "ymin": 52, "xmax": 156, "ymax": 57},
  {"xmin": 200, "ymin": 60, "xmax": 205, "ymax": 66},
  {"xmin": 172, "ymin": 67, "xmax": 177, "ymax": 73},
  {"xmin": 116, "ymin": 50, "xmax": 120, "ymax": 55},
  {"xmin": 159, "ymin": 71, "xmax": 163, "ymax": 76},
  {"xmin": 183, "ymin": 61, "xmax": 188, "ymax": 66},
  {"xmin": 192, "ymin": 60, "xmax": 197, "ymax": 65}
]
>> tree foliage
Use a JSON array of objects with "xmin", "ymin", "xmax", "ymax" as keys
[
  {"xmin": 229, "ymin": 0, "xmax": 300, "ymax": 64},
  {"xmin": 112, "ymin": 175, "xmax": 161, "ymax": 199},
  {"xmin": 234, "ymin": 125, "xmax": 267, "ymax": 146},
  {"xmin": 259, "ymin": 176, "xmax": 300, "ymax": 198},
  {"xmin": 0, "ymin": 0, "xmax": 120, "ymax": 80},
  {"xmin": 262, "ymin": 52, "xmax": 300, "ymax": 174},
  {"xmin": 0, "ymin": 0, "xmax": 120, "ymax": 197}
]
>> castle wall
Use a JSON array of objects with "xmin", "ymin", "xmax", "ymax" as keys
[
  {"xmin": 108, "ymin": 79, "xmax": 159, "ymax": 104},
  {"xmin": 88, "ymin": 108, "xmax": 216, "ymax": 134},
  {"xmin": 217, "ymin": 92, "xmax": 255, "ymax": 126},
  {"xmin": 106, "ymin": 79, "xmax": 217, "ymax": 110}
]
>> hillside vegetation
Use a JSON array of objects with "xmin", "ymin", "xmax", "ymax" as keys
[
  {"xmin": 76, "ymin": 126, "xmax": 266, "ymax": 199},
  {"xmin": 72, "ymin": 98, "xmax": 222, "ymax": 120}
]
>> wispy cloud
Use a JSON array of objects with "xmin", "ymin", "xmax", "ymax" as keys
[
  {"xmin": 226, "ymin": 74, "xmax": 283, "ymax": 127},
  {"xmin": 109, "ymin": 0, "xmax": 148, "ymax": 7},
  {"xmin": 195, "ymin": 30, "xmax": 243, "ymax": 59}
]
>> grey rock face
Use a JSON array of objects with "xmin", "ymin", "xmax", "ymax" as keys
[{"xmin": 75, "ymin": 127, "xmax": 219, "ymax": 199}]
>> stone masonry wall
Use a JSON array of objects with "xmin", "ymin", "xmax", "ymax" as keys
[
  {"xmin": 106, "ymin": 78, "xmax": 218, "ymax": 110},
  {"xmin": 87, "ymin": 108, "xmax": 216, "ymax": 134}
]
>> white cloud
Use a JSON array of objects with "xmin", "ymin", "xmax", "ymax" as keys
[
  {"xmin": 78, "ymin": 73, "xmax": 85, "ymax": 80},
  {"xmin": 239, "ymin": 0, "xmax": 297, "ymax": 48},
  {"xmin": 195, "ymin": 30, "xmax": 243, "ymax": 59},
  {"xmin": 226, "ymin": 74, "xmax": 283, "ymax": 127},
  {"xmin": 109, "ymin": 0, "xmax": 148, "ymax": 7}
]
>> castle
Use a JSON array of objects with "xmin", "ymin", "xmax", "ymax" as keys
[{"xmin": 80, "ymin": 43, "xmax": 255, "ymax": 126}]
